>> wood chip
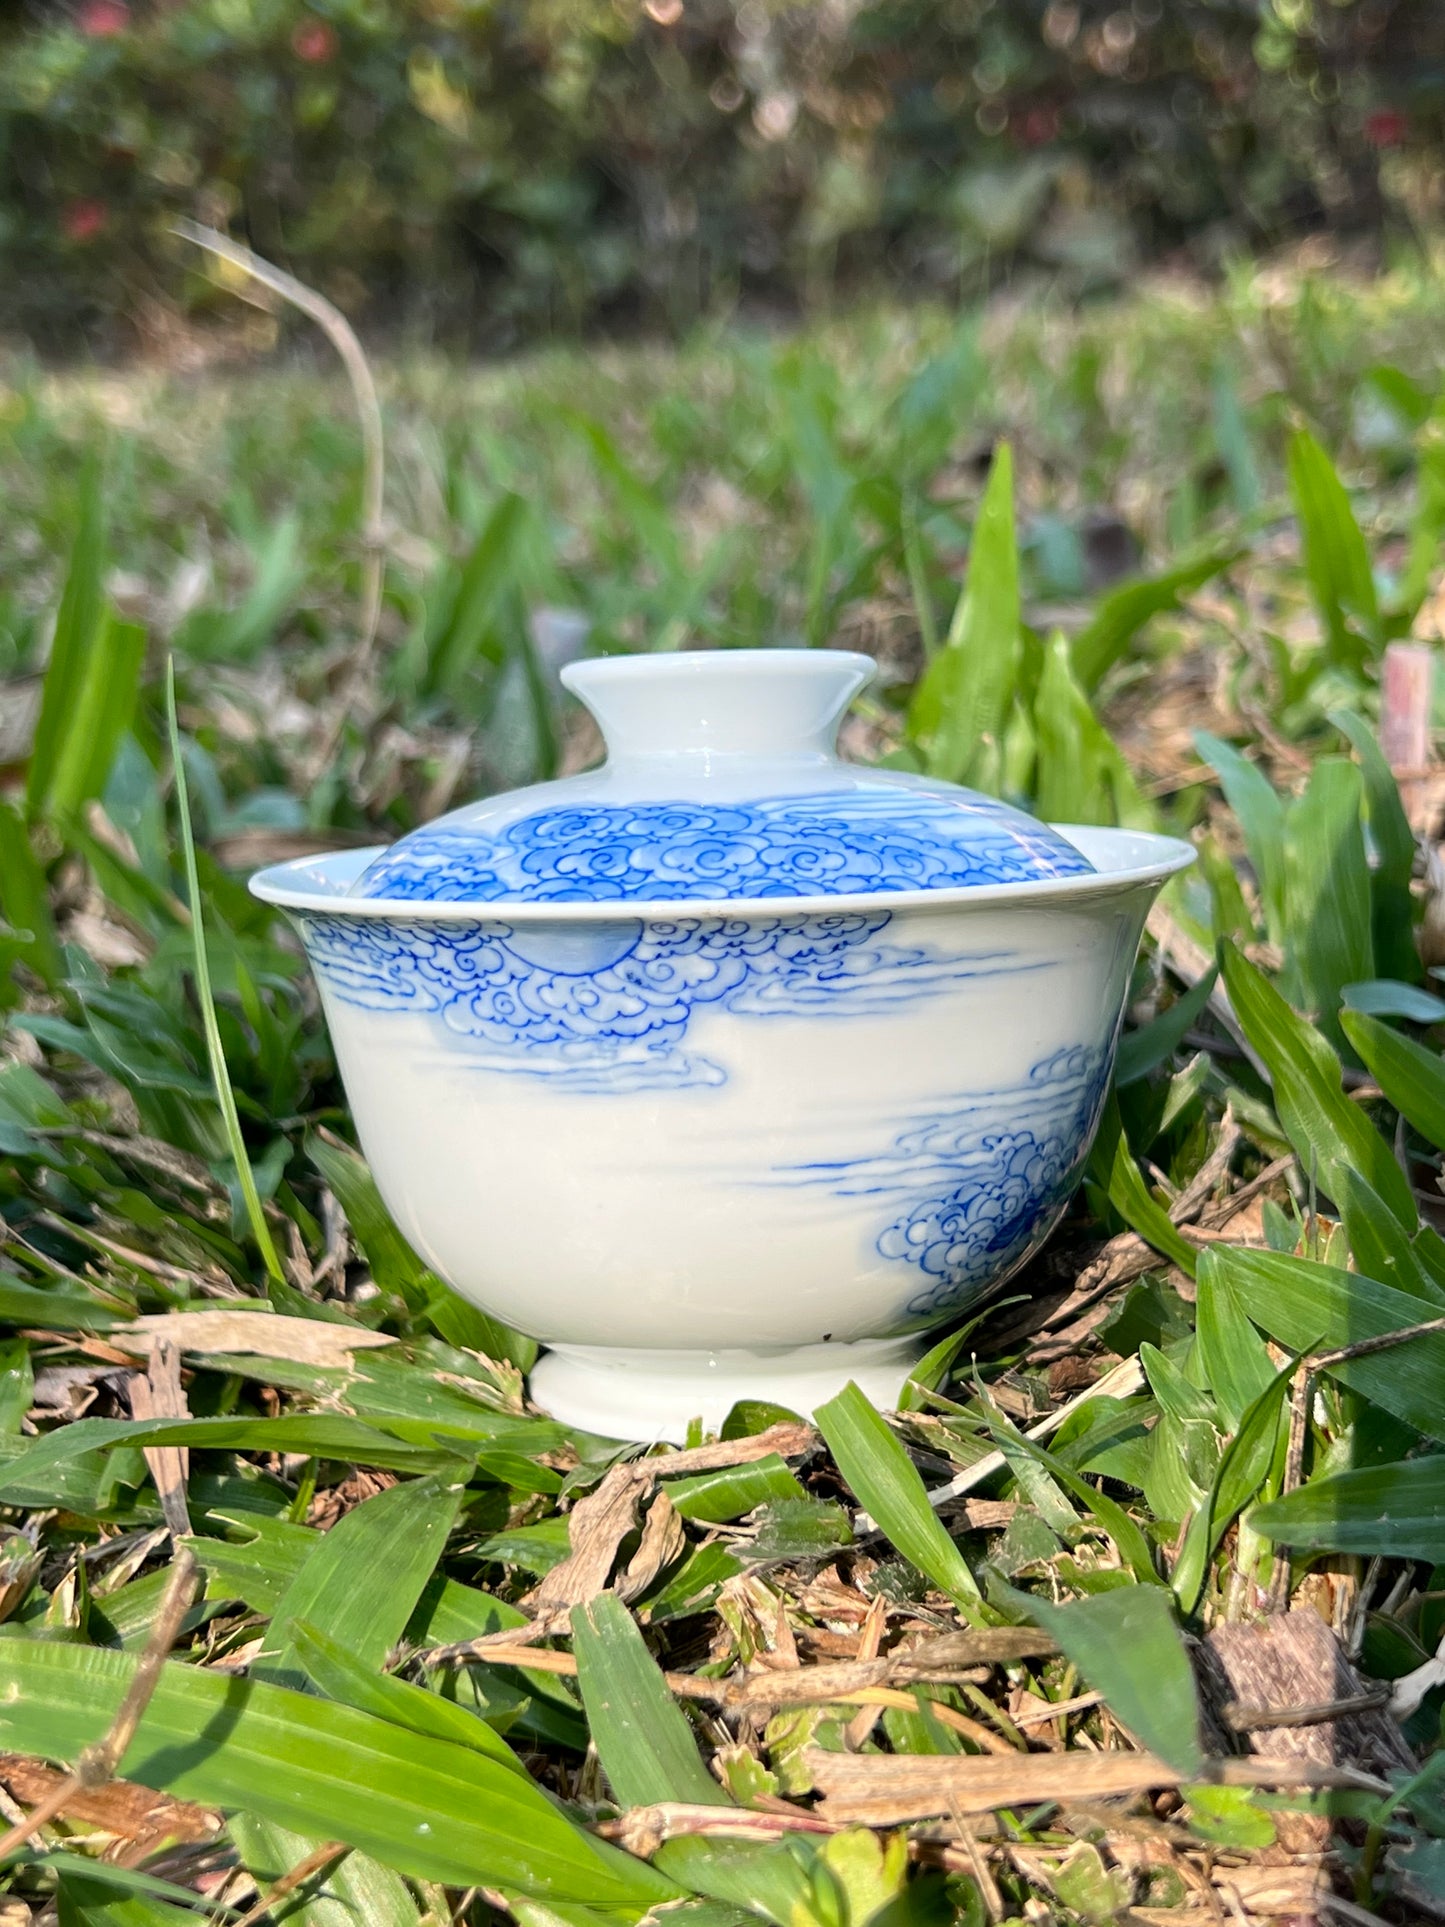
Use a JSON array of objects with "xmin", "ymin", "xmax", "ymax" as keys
[
  {"xmin": 805, "ymin": 1746, "xmax": 1389, "ymax": 1825},
  {"xmin": 128, "ymin": 1337, "xmax": 191, "ymax": 1539},
  {"xmin": 115, "ymin": 1310, "xmax": 396, "ymax": 1366}
]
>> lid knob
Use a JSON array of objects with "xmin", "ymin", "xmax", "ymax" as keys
[{"xmin": 560, "ymin": 649, "xmax": 875, "ymax": 764}]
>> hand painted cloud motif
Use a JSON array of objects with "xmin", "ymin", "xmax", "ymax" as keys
[
  {"xmin": 773, "ymin": 1044, "xmax": 1111, "ymax": 1321},
  {"xmin": 300, "ymin": 909, "xmax": 1047, "ymax": 1092},
  {"xmin": 352, "ymin": 789, "xmax": 1092, "ymax": 904}
]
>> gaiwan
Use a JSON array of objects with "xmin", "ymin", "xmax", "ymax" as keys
[{"xmin": 251, "ymin": 650, "xmax": 1192, "ymax": 1438}]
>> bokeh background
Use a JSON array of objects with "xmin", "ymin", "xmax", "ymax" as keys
[{"xmin": 5, "ymin": 0, "xmax": 1445, "ymax": 351}]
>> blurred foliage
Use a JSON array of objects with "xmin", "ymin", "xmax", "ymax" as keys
[{"xmin": 5, "ymin": 0, "xmax": 1445, "ymax": 346}]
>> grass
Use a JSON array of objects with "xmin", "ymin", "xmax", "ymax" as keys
[{"xmin": 3, "ymin": 252, "xmax": 1445, "ymax": 1924}]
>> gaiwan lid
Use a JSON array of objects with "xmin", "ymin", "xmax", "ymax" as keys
[{"xmin": 352, "ymin": 650, "xmax": 1093, "ymax": 906}]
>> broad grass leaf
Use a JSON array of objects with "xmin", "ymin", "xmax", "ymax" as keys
[
  {"xmin": 1033, "ymin": 632, "xmax": 1151, "ymax": 828},
  {"xmin": 572, "ymin": 1591, "xmax": 728, "ymax": 1809},
  {"xmin": 660, "ymin": 1455, "xmax": 804, "ymax": 1523},
  {"xmin": 814, "ymin": 1381, "xmax": 981, "ymax": 1603},
  {"xmin": 1201, "ymin": 1245, "xmax": 1445, "ymax": 1439},
  {"xmin": 1221, "ymin": 942, "xmax": 1416, "ymax": 1230},
  {"xmin": 1003, "ymin": 1584, "xmax": 1204, "ymax": 1776},
  {"xmin": 1115, "ymin": 967, "xmax": 1217, "ymax": 1087},
  {"xmin": 1253, "ymin": 1457, "xmax": 1445, "ymax": 1562},
  {"xmin": 292, "ymin": 1620, "xmax": 530, "ymax": 1775},
  {"xmin": 1331, "ymin": 711, "xmax": 1419, "ymax": 985},
  {"xmin": 1343, "ymin": 981, "xmax": 1445, "ymax": 1022},
  {"xmin": 0, "ymin": 800, "xmax": 63, "ymax": 987},
  {"xmin": 256, "ymin": 1472, "xmax": 464, "ymax": 1688},
  {"xmin": 27, "ymin": 454, "xmax": 106, "ymax": 819},
  {"xmin": 56, "ymin": 1871, "xmax": 197, "ymax": 1926},
  {"xmin": 1094, "ymin": 1094, "xmax": 1197, "ymax": 1276},
  {"xmin": 1334, "ymin": 1164, "xmax": 1445, "ymax": 1304},
  {"xmin": 1287, "ymin": 429, "xmax": 1380, "ymax": 669},
  {"xmin": 909, "ymin": 442, "xmax": 1018, "ymax": 784},
  {"xmin": 1194, "ymin": 1267, "xmax": 1278, "ymax": 1428},
  {"xmin": 228, "ymin": 1816, "xmax": 421, "ymax": 1927},
  {"xmin": 1195, "ymin": 733, "xmax": 1286, "ymax": 947},
  {"xmin": 1071, "ymin": 543, "xmax": 1241, "ymax": 693},
  {"xmin": 1282, "ymin": 756, "xmax": 1373, "ymax": 1045},
  {"xmin": 1171, "ymin": 1364, "xmax": 1291, "ymax": 1614},
  {"xmin": 0, "ymin": 1641, "xmax": 677, "ymax": 1908},
  {"xmin": 0, "ymin": 1415, "xmax": 466, "ymax": 1503},
  {"xmin": 1342, "ymin": 1008, "xmax": 1445, "ymax": 1151}
]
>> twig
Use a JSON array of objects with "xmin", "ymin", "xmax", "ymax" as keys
[
  {"xmin": 0, "ymin": 1546, "xmax": 196, "ymax": 1860},
  {"xmin": 229, "ymin": 1839, "xmax": 351, "ymax": 1927},
  {"xmin": 1222, "ymin": 1690, "xmax": 1392, "ymax": 1731},
  {"xmin": 171, "ymin": 221, "xmax": 385, "ymax": 788}
]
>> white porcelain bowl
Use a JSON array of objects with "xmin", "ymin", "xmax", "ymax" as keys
[{"xmin": 252, "ymin": 652, "xmax": 1192, "ymax": 1438}]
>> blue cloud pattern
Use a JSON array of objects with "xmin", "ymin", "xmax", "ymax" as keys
[
  {"xmin": 774, "ymin": 1044, "xmax": 1112, "ymax": 1321},
  {"xmin": 353, "ymin": 789, "xmax": 1092, "ymax": 904},
  {"xmin": 301, "ymin": 908, "xmax": 1047, "ymax": 1093}
]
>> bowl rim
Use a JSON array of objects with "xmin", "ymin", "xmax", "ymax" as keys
[{"xmin": 248, "ymin": 822, "xmax": 1196, "ymax": 922}]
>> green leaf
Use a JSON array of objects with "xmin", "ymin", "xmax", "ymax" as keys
[
  {"xmin": 660, "ymin": 1455, "xmax": 805, "ymax": 1524},
  {"xmin": 257, "ymin": 1472, "xmax": 464, "ymax": 1688},
  {"xmin": 1171, "ymin": 1364, "xmax": 1291, "ymax": 1614},
  {"xmin": 1115, "ymin": 967, "xmax": 1217, "ymax": 1086},
  {"xmin": 1331, "ymin": 711, "xmax": 1419, "ymax": 985},
  {"xmin": 166, "ymin": 661, "xmax": 287, "ymax": 1288},
  {"xmin": 1221, "ymin": 942, "xmax": 1416, "ymax": 1230},
  {"xmin": 1335, "ymin": 1164, "xmax": 1445, "ymax": 1304},
  {"xmin": 1282, "ymin": 757, "xmax": 1373, "ymax": 1044},
  {"xmin": 228, "ymin": 1817, "xmax": 421, "ymax": 1927},
  {"xmin": 1033, "ymin": 632, "xmax": 1151, "ymax": 828},
  {"xmin": 57, "ymin": 1871, "xmax": 199, "ymax": 1926},
  {"xmin": 1342, "ymin": 981, "xmax": 1445, "ymax": 1023},
  {"xmin": 1006, "ymin": 1585, "xmax": 1203, "ymax": 1776},
  {"xmin": 292, "ymin": 1620, "xmax": 529, "ymax": 1774},
  {"xmin": 1342, "ymin": 1007, "xmax": 1445, "ymax": 1150},
  {"xmin": 1195, "ymin": 1266, "xmax": 1278, "ymax": 1428},
  {"xmin": 1093, "ymin": 1094, "xmax": 1197, "ymax": 1276},
  {"xmin": 1071, "ymin": 543, "xmax": 1240, "ymax": 693},
  {"xmin": 1202, "ymin": 1245, "xmax": 1445, "ymax": 1439},
  {"xmin": 814, "ymin": 1381, "xmax": 980, "ymax": 1603},
  {"xmin": 1253, "ymin": 1456, "xmax": 1445, "ymax": 1562},
  {"xmin": 0, "ymin": 1640, "xmax": 676, "ymax": 1909},
  {"xmin": 0, "ymin": 800, "xmax": 63, "ymax": 987},
  {"xmin": 1287, "ymin": 429, "xmax": 1380, "ymax": 669},
  {"xmin": 28, "ymin": 456, "xmax": 106, "ymax": 819},
  {"xmin": 909, "ymin": 442, "xmax": 1018, "ymax": 784},
  {"xmin": 572, "ymin": 1591, "xmax": 729, "ymax": 1809},
  {"xmin": 1195, "ymin": 734, "xmax": 1286, "ymax": 947}
]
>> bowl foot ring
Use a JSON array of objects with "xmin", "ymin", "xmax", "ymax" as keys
[{"xmin": 529, "ymin": 1333, "xmax": 928, "ymax": 1442}]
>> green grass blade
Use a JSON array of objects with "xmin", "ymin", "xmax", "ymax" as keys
[
  {"xmin": 1004, "ymin": 1583, "xmax": 1204, "ymax": 1776},
  {"xmin": 1331, "ymin": 709, "xmax": 1419, "ymax": 985},
  {"xmin": 1287, "ymin": 428, "xmax": 1380, "ymax": 668},
  {"xmin": 572, "ymin": 1591, "xmax": 729, "ymax": 1810},
  {"xmin": 1253, "ymin": 1458, "xmax": 1445, "ymax": 1563},
  {"xmin": 1282, "ymin": 756, "xmax": 1373, "ymax": 1045},
  {"xmin": 1221, "ymin": 941, "xmax": 1416, "ymax": 1230},
  {"xmin": 814, "ymin": 1381, "xmax": 981, "ymax": 1603},
  {"xmin": 227, "ymin": 1816, "xmax": 421, "ymax": 1927},
  {"xmin": 908, "ymin": 441, "xmax": 1018, "ymax": 785},
  {"xmin": 1202, "ymin": 1244, "xmax": 1445, "ymax": 1439},
  {"xmin": 1195, "ymin": 732, "xmax": 1287, "ymax": 947},
  {"xmin": 28, "ymin": 454, "xmax": 106, "ymax": 819},
  {"xmin": 257, "ymin": 1471, "xmax": 464, "ymax": 1688},
  {"xmin": 165, "ymin": 658, "xmax": 286, "ymax": 1287},
  {"xmin": 1071, "ymin": 543, "xmax": 1240, "ymax": 694},
  {"xmin": 0, "ymin": 1640, "xmax": 678, "ymax": 1909},
  {"xmin": 1342, "ymin": 1007, "xmax": 1445, "ymax": 1151}
]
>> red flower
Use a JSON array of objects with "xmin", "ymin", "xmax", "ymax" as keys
[
  {"xmin": 77, "ymin": 0, "xmax": 128, "ymax": 36},
  {"xmin": 291, "ymin": 18, "xmax": 337, "ymax": 62},
  {"xmin": 1364, "ymin": 107, "xmax": 1409, "ymax": 149},
  {"xmin": 62, "ymin": 199, "xmax": 109, "ymax": 242}
]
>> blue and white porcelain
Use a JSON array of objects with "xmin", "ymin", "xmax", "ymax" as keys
[{"xmin": 251, "ymin": 649, "xmax": 1192, "ymax": 1439}]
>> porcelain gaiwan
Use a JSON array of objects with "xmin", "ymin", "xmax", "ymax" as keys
[{"xmin": 251, "ymin": 650, "xmax": 1192, "ymax": 1438}]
